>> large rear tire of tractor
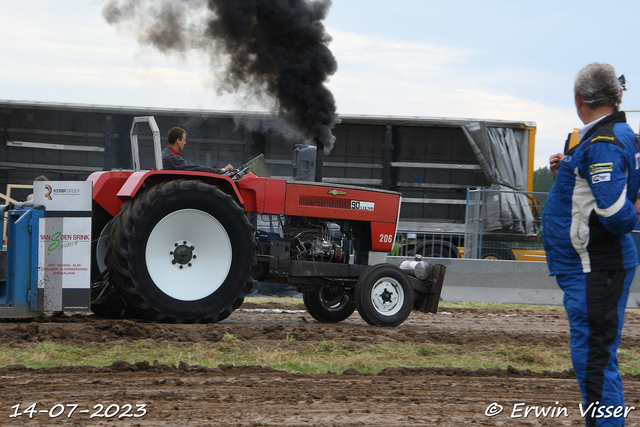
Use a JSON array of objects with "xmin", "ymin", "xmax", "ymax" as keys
[
  {"xmin": 90, "ymin": 271, "xmax": 127, "ymax": 318},
  {"xmin": 303, "ymin": 285, "xmax": 356, "ymax": 323},
  {"xmin": 355, "ymin": 264, "xmax": 414, "ymax": 327},
  {"xmin": 90, "ymin": 204, "xmax": 126, "ymax": 318},
  {"xmin": 90, "ymin": 202, "xmax": 113, "ymax": 281},
  {"xmin": 106, "ymin": 180, "xmax": 256, "ymax": 323}
]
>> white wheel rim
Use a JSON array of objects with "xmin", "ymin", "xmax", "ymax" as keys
[
  {"xmin": 145, "ymin": 209, "xmax": 232, "ymax": 301},
  {"xmin": 370, "ymin": 277, "xmax": 404, "ymax": 316}
]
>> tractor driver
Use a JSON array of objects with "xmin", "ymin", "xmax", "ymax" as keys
[{"xmin": 162, "ymin": 126, "xmax": 234, "ymax": 174}]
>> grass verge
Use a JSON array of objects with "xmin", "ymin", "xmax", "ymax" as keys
[
  {"xmin": 2, "ymin": 299, "xmax": 638, "ymax": 374},
  {"xmin": 243, "ymin": 297, "xmax": 640, "ymax": 316},
  {"xmin": 2, "ymin": 340, "xmax": 640, "ymax": 375},
  {"xmin": 243, "ymin": 297, "xmax": 570, "ymax": 312}
]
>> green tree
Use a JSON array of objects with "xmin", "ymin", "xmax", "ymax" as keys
[
  {"xmin": 533, "ymin": 166, "xmax": 555, "ymax": 193},
  {"xmin": 533, "ymin": 166, "xmax": 555, "ymax": 206}
]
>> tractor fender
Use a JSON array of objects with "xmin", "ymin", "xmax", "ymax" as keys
[
  {"xmin": 116, "ymin": 170, "xmax": 245, "ymax": 206},
  {"xmin": 88, "ymin": 170, "xmax": 134, "ymax": 217}
]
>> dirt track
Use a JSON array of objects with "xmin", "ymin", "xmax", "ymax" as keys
[{"xmin": 2, "ymin": 302, "xmax": 640, "ymax": 426}]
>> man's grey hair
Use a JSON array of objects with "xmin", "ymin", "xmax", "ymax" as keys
[{"xmin": 574, "ymin": 62, "xmax": 622, "ymax": 109}]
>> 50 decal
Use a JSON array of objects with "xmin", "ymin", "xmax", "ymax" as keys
[{"xmin": 351, "ymin": 200, "xmax": 375, "ymax": 211}]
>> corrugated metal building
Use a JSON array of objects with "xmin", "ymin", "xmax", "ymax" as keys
[{"xmin": 0, "ymin": 100, "xmax": 535, "ymax": 233}]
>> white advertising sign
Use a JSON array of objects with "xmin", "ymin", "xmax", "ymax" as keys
[
  {"xmin": 34, "ymin": 181, "xmax": 92, "ymax": 311},
  {"xmin": 33, "ymin": 181, "xmax": 92, "ymax": 212}
]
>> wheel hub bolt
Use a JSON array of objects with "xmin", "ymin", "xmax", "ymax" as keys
[{"xmin": 172, "ymin": 243, "xmax": 194, "ymax": 266}]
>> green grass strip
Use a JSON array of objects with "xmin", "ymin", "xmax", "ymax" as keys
[{"xmin": 2, "ymin": 340, "xmax": 640, "ymax": 375}]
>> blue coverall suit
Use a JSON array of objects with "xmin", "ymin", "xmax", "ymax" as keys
[{"xmin": 543, "ymin": 111, "xmax": 640, "ymax": 426}]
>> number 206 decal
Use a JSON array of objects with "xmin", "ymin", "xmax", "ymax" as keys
[{"xmin": 379, "ymin": 234, "xmax": 394, "ymax": 243}]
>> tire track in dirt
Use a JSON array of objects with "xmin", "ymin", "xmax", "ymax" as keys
[{"xmin": 2, "ymin": 304, "xmax": 640, "ymax": 426}]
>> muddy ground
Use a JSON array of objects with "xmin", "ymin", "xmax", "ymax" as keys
[{"xmin": 2, "ymin": 302, "xmax": 640, "ymax": 426}]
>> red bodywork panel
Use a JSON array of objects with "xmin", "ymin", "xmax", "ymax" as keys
[
  {"xmin": 371, "ymin": 222, "xmax": 399, "ymax": 252},
  {"xmin": 283, "ymin": 182, "xmax": 400, "ymax": 223},
  {"xmin": 88, "ymin": 171, "xmax": 133, "ymax": 217},
  {"xmin": 237, "ymin": 178, "xmax": 401, "ymax": 252},
  {"xmin": 283, "ymin": 182, "xmax": 400, "ymax": 252},
  {"xmin": 236, "ymin": 175, "xmax": 286, "ymax": 215},
  {"xmin": 89, "ymin": 170, "xmax": 244, "ymax": 217},
  {"xmin": 89, "ymin": 172, "xmax": 401, "ymax": 253},
  {"xmin": 116, "ymin": 170, "xmax": 243, "ymax": 206}
]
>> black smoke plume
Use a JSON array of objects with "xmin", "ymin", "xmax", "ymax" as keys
[{"xmin": 103, "ymin": 0, "xmax": 339, "ymax": 154}]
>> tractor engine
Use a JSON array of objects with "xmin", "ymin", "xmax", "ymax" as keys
[
  {"xmin": 253, "ymin": 215, "xmax": 351, "ymax": 283},
  {"xmin": 286, "ymin": 217, "xmax": 349, "ymax": 264}
]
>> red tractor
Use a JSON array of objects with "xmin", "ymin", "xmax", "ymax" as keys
[{"xmin": 88, "ymin": 118, "xmax": 445, "ymax": 327}]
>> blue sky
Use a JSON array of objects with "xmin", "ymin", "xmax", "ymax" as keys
[{"xmin": 2, "ymin": 0, "xmax": 640, "ymax": 169}]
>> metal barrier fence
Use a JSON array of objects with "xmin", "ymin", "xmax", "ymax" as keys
[
  {"xmin": 394, "ymin": 188, "xmax": 547, "ymax": 262},
  {"xmin": 463, "ymin": 188, "xmax": 546, "ymax": 260}
]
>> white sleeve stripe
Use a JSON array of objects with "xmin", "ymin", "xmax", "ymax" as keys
[{"xmin": 594, "ymin": 184, "xmax": 627, "ymax": 217}]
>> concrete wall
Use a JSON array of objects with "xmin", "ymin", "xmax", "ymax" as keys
[{"xmin": 388, "ymin": 257, "xmax": 640, "ymax": 309}]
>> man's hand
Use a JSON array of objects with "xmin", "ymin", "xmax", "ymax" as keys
[
  {"xmin": 222, "ymin": 164, "xmax": 234, "ymax": 173},
  {"xmin": 550, "ymin": 153, "xmax": 565, "ymax": 175}
]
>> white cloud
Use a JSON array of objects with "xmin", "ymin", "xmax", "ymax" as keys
[
  {"xmin": 1, "ymin": 8, "xmax": 611, "ymax": 171},
  {"xmin": 327, "ymin": 29, "xmax": 583, "ymax": 170}
]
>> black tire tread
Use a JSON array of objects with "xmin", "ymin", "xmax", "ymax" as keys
[
  {"xmin": 303, "ymin": 288, "xmax": 356, "ymax": 323},
  {"xmin": 355, "ymin": 264, "xmax": 414, "ymax": 327},
  {"xmin": 105, "ymin": 179, "xmax": 256, "ymax": 323}
]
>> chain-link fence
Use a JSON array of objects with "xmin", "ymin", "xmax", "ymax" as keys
[
  {"xmin": 394, "ymin": 188, "xmax": 547, "ymax": 262},
  {"xmin": 463, "ymin": 188, "xmax": 546, "ymax": 260}
]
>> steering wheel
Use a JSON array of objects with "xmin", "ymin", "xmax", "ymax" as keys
[{"xmin": 229, "ymin": 166, "xmax": 250, "ymax": 181}]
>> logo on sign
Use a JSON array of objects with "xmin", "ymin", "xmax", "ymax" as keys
[
  {"xmin": 40, "ymin": 232, "xmax": 90, "ymax": 251},
  {"xmin": 52, "ymin": 188, "xmax": 81, "ymax": 194},
  {"xmin": 43, "ymin": 185, "xmax": 82, "ymax": 200}
]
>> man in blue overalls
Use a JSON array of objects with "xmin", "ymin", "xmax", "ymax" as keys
[{"xmin": 544, "ymin": 62, "xmax": 640, "ymax": 427}]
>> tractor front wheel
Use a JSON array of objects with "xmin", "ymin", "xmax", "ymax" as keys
[{"xmin": 355, "ymin": 264, "xmax": 414, "ymax": 327}]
